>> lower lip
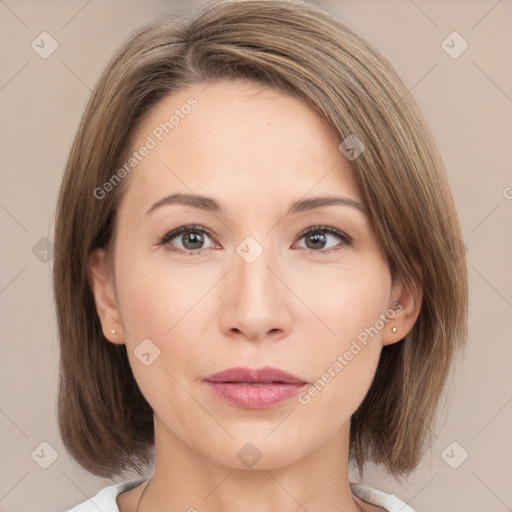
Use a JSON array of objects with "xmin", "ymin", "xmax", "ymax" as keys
[{"xmin": 204, "ymin": 381, "xmax": 307, "ymax": 409}]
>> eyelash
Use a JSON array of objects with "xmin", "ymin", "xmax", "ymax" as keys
[{"xmin": 157, "ymin": 224, "xmax": 352, "ymax": 257}]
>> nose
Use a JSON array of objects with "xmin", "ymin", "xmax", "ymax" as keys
[{"xmin": 217, "ymin": 242, "xmax": 293, "ymax": 343}]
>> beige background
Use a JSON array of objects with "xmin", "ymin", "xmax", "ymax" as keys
[{"xmin": 1, "ymin": 0, "xmax": 511, "ymax": 511}]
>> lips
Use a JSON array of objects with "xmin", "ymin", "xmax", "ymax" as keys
[
  {"xmin": 204, "ymin": 365, "xmax": 307, "ymax": 385},
  {"xmin": 203, "ymin": 366, "xmax": 308, "ymax": 409}
]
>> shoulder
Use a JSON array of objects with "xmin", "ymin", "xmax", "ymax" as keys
[
  {"xmin": 60, "ymin": 479, "xmax": 147, "ymax": 512},
  {"xmin": 350, "ymin": 483, "xmax": 416, "ymax": 512}
]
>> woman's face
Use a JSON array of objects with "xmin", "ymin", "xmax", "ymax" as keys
[{"xmin": 93, "ymin": 79, "xmax": 404, "ymax": 470}]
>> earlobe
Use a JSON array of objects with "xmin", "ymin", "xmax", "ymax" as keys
[
  {"xmin": 88, "ymin": 248, "xmax": 125, "ymax": 345},
  {"xmin": 382, "ymin": 277, "xmax": 423, "ymax": 347}
]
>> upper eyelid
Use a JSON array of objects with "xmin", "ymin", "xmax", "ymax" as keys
[
  {"xmin": 160, "ymin": 224, "xmax": 215, "ymax": 242},
  {"xmin": 296, "ymin": 225, "xmax": 351, "ymax": 242}
]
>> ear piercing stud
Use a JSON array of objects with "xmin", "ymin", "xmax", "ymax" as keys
[
  {"xmin": 392, "ymin": 327, "xmax": 397, "ymax": 333},
  {"xmin": 111, "ymin": 329, "xmax": 117, "ymax": 334}
]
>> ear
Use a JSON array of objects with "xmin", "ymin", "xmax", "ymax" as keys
[
  {"xmin": 381, "ymin": 273, "xmax": 423, "ymax": 347},
  {"xmin": 88, "ymin": 248, "xmax": 125, "ymax": 345}
]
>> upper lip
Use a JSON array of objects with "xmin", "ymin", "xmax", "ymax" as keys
[{"xmin": 204, "ymin": 365, "xmax": 308, "ymax": 384}]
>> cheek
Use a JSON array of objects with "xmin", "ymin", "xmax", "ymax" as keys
[
  {"xmin": 293, "ymin": 261, "xmax": 391, "ymax": 414},
  {"xmin": 114, "ymin": 249, "xmax": 212, "ymax": 340},
  {"xmin": 293, "ymin": 257, "xmax": 391, "ymax": 349},
  {"xmin": 113, "ymin": 251, "xmax": 217, "ymax": 392}
]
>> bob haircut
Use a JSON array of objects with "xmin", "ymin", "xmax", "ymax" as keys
[{"xmin": 54, "ymin": 0, "xmax": 468, "ymax": 480}]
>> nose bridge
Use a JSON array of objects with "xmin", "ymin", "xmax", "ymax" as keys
[
  {"xmin": 218, "ymin": 234, "xmax": 292, "ymax": 340},
  {"xmin": 234, "ymin": 236, "xmax": 279, "ymax": 307}
]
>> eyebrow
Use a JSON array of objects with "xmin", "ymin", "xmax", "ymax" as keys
[{"xmin": 145, "ymin": 193, "xmax": 366, "ymax": 216}]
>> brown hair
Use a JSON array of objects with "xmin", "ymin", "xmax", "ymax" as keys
[{"xmin": 54, "ymin": 0, "xmax": 468, "ymax": 480}]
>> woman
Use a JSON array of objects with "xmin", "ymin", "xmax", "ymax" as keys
[{"xmin": 54, "ymin": 1, "xmax": 468, "ymax": 511}]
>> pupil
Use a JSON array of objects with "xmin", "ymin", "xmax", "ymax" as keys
[
  {"xmin": 306, "ymin": 232, "xmax": 325, "ymax": 249},
  {"xmin": 184, "ymin": 231, "xmax": 203, "ymax": 249}
]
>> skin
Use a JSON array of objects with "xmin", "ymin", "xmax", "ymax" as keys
[{"xmin": 89, "ymin": 79, "xmax": 421, "ymax": 512}]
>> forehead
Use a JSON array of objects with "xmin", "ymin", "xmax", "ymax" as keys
[{"xmin": 119, "ymin": 79, "xmax": 361, "ymax": 217}]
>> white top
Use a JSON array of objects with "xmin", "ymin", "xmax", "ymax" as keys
[{"xmin": 62, "ymin": 478, "xmax": 416, "ymax": 512}]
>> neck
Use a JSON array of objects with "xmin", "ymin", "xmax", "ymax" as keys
[{"xmin": 133, "ymin": 416, "xmax": 364, "ymax": 512}]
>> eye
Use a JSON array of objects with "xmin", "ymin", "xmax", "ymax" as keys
[
  {"xmin": 158, "ymin": 225, "xmax": 218, "ymax": 255},
  {"xmin": 158, "ymin": 224, "xmax": 352, "ymax": 256},
  {"xmin": 294, "ymin": 226, "xmax": 352, "ymax": 254}
]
